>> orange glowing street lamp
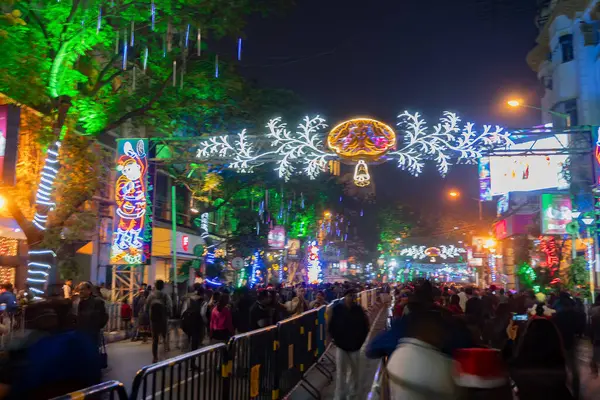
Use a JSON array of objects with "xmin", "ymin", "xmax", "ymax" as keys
[
  {"xmin": 448, "ymin": 190, "xmax": 460, "ymax": 198},
  {"xmin": 506, "ymin": 99, "xmax": 571, "ymax": 127}
]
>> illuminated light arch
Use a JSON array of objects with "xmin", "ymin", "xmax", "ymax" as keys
[{"xmin": 192, "ymin": 111, "xmax": 512, "ymax": 186}]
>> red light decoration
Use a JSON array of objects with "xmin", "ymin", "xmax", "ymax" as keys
[{"xmin": 539, "ymin": 236, "xmax": 559, "ymax": 277}]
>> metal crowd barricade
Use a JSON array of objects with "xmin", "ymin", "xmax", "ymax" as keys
[
  {"xmin": 50, "ymin": 380, "xmax": 128, "ymax": 400},
  {"xmin": 276, "ymin": 308, "xmax": 319, "ymax": 396},
  {"xmin": 226, "ymin": 325, "xmax": 279, "ymax": 400},
  {"xmin": 130, "ymin": 343, "xmax": 227, "ymax": 400}
]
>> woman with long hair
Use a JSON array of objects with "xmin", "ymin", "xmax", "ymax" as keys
[
  {"xmin": 509, "ymin": 318, "xmax": 573, "ymax": 399},
  {"xmin": 210, "ymin": 292, "xmax": 234, "ymax": 343}
]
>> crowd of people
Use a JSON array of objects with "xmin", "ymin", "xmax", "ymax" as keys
[{"xmin": 368, "ymin": 281, "xmax": 600, "ymax": 400}]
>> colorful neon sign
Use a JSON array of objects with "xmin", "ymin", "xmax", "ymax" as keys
[
  {"xmin": 307, "ymin": 241, "xmax": 322, "ymax": 283},
  {"xmin": 110, "ymin": 139, "xmax": 148, "ymax": 265}
]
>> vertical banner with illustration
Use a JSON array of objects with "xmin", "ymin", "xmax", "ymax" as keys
[
  {"xmin": 541, "ymin": 193, "xmax": 572, "ymax": 235},
  {"xmin": 110, "ymin": 139, "xmax": 149, "ymax": 265},
  {"xmin": 478, "ymin": 157, "xmax": 492, "ymax": 201},
  {"xmin": 0, "ymin": 104, "xmax": 20, "ymax": 186}
]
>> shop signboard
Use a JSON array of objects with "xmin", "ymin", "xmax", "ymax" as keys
[
  {"xmin": 268, "ymin": 226, "xmax": 286, "ymax": 249},
  {"xmin": 478, "ymin": 158, "xmax": 492, "ymax": 201},
  {"xmin": 541, "ymin": 193, "xmax": 572, "ymax": 235}
]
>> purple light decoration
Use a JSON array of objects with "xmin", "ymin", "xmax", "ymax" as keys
[
  {"xmin": 185, "ymin": 24, "xmax": 190, "ymax": 48},
  {"xmin": 96, "ymin": 7, "xmax": 102, "ymax": 34},
  {"xmin": 215, "ymin": 55, "xmax": 219, "ymax": 78},
  {"xmin": 151, "ymin": 0, "xmax": 156, "ymax": 31},
  {"xmin": 237, "ymin": 38, "xmax": 242, "ymax": 61},
  {"xmin": 122, "ymin": 31, "xmax": 128, "ymax": 70},
  {"xmin": 360, "ymin": 209, "xmax": 364, "ymax": 217},
  {"xmin": 339, "ymin": 196, "xmax": 342, "ymax": 202}
]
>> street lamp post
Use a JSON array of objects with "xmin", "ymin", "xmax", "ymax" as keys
[
  {"xmin": 507, "ymin": 100, "xmax": 571, "ymax": 128},
  {"xmin": 447, "ymin": 190, "xmax": 482, "ymax": 221}
]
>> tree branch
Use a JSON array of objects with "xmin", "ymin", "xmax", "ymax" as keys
[
  {"xmin": 90, "ymin": 53, "xmax": 121, "ymax": 95},
  {"xmin": 97, "ymin": 74, "xmax": 172, "ymax": 135},
  {"xmin": 4, "ymin": 196, "xmax": 42, "ymax": 246},
  {"xmin": 29, "ymin": 10, "xmax": 55, "ymax": 59}
]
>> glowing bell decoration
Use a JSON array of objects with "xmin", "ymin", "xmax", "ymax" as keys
[{"xmin": 353, "ymin": 160, "xmax": 371, "ymax": 187}]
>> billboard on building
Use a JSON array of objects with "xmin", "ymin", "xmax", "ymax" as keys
[
  {"xmin": 110, "ymin": 139, "xmax": 149, "ymax": 265},
  {"xmin": 488, "ymin": 136, "xmax": 568, "ymax": 196},
  {"xmin": 478, "ymin": 158, "xmax": 492, "ymax": 201},
  {"xmin": 268, "ymin": 226, "xmax": 286, "ymax": 249},
  {"xmin": 541, "ymin": 193, "xmax": 572, "ymax": 235},
  {"xmin": 0, "ymin": 104, "xmax": 20, "ymax": 186}
]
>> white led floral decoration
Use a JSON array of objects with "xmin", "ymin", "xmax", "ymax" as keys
[{"xmin": 193, "ymin": 111, "xmax": 514, "ymax": 186}]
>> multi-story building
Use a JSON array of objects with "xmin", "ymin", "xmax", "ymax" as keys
[{"xmin": 528, "ymin": 0, "xmax": 600, "ymax": 126}]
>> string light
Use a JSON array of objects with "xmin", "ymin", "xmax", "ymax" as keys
[{"xmin": 237, "ymin": 38, "xmax": 242, "ymax": 61}]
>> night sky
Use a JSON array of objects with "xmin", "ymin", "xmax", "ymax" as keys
[{"xmin": 240, "ymin": 0, "xmax": 542, "ymax": 241}]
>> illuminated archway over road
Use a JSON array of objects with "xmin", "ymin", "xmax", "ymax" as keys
[{"xmin": 192, "ymin": 111, "xmax": 513, "ymax": 186}]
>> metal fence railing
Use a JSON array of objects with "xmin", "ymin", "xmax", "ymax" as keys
[
  {"xmin": 52, "ymin": 288, "xmax": 382, "ymax": 400},
  {"xmin": 130, "ymin": 343, "xmax": 227, "ymax": 400},
  {"xmin": 50, "ymin": 380, "xmax": 128, "ymax": 400},
  {"xmin": 226, "ymin": 325, "xmax": 279, "ymax": 400}
]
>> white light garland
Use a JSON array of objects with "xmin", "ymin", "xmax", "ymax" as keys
[
  {"xmin": 194, "ymin": 112, "xmax": 512, "ymax": 181},
  {"xmin": 400, "ymin": 245, "xmax": 466, "ymax": 261},
  {"xmin": 391, "ymin": 111, "xmax": 512, "ymax": 176}
]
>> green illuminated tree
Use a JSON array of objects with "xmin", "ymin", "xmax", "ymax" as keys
[{"xmin": 0, "ymin": 1, "xmax": 290, "ymax": 284}]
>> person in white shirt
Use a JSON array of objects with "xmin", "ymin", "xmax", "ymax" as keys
[{"xmin": 387, "ymin": 310, "xmax": 456, "ymax": 400}]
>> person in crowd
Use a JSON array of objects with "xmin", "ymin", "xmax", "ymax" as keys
[
  {"xmin": 250, "ymin": 290, "xmax": 273, "ymax": 330},
  {"xmin": 210, "ymin": 292, "xmax": 234, "ymax": 342},
  {"xmin": 289, "ymin": 286, "xmax": 310, "ymax": 316},
  {"xmin": 132, "ymin": 287, "xmax": 146, "ymax": 341},
  {"xmin": 309, "ymin": 290, "xmax": 328, "ymax": 309},
  {"xmin": 458, "ymin": 287, "xmax": 471, "ymax": 312},
  {"xmin": 62, "ymin": 279, "xmax": 73, "ymax": 299},
  {"xmin": 527, "ymin": 292, "xmax": 555, "ymax": 318},
  {"xmin": 120, "ymin": 297, "xmax": 132, "ymax": 334},
  {"xmin": 483, "ymin": 303, "xmax": 511, "ymax": 349},
  {"xmin": 507, "ymin": 317, "xmax": 574, "ymax": 399},
  {"xmin": 232, "ymin": 287, "xmax": 253, "ymax": 333},
  {"xmin": 180, "ymin": 284, "xmax": 206, "ymax": 353},
  {"xmin": 463, "ymin": 297, "xmax": 485, "ymax": 345},
  {"xmin": 589, "ymin": 294, "xmax": 600, "ymax": 377},
  {"xmin": 0, "ymin": 283, "xmax": 17, "ymax": 313},
  {"xmin": 75, "ymin": 281, "xmax": 108, "ymax": 349},
  {"xmin": 146, "ymin": 279, "xmax": 173, "ymax": 363},
  {"xmin": 552, "ymin": 292, "xmax": 583, "ymax": 399},
  {"xmin": 0, "ymin": 298, "xmax": 101, "ymax": 399},
  {"xmin": 393, "ymin": 292, "xmax": 409, "ymax": 318},
  {"xmin": 387, "ymin": 310, "xmax": 456, "ymax": 399},
  {"xmin": 329, "ymin": 288, "xmax": 370, "ymax": 400},
  {"xmin": 447, "ymin": 294, "xmax": 463, "ymax": 315},
  {"xmin": 497, "ymin": 288, "xmax": 508, "ymax": 304}
]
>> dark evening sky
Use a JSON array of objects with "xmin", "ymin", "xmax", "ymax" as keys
[{"xmin": 239, "ymin": 0, "xmax": 541, "ymax": 230}]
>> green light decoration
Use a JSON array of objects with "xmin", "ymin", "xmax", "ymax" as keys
[{"xmin": 517, "ymin": 262, "xmax": 537, "ymax": 289}]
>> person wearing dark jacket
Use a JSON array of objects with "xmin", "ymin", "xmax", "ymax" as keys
[
  {"xmin": 329, "ymin": 288, "xmax": 370, "ymax": 400},
  {"xmin": 249, "ymin": 290, "xmax": 273, "ymax": 330},
  {"xmin": 75, "ymin": 281, "xmax": 108, "ymax": 348},
  {"xmin": 552, "ymin": 293, "xmax": 583, "ymax": 399}
]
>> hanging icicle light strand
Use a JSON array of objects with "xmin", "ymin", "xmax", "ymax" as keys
[
  {"xmin": 96, "ymin": 6, "xmax": 102, "ymax": 34},
  {"xmin": 130, "ymin": 21, "xmax": 135, "ymax": 46},
  {"xmin": 215, "ymin": 55, "xmax": 219, "ymax": 78},
  {"xmin": 151, "ymin": 0, "xmax": 156, "ymax": 31},
  {"xmin": 185, "ymin": 24, "xmax": 190, "ymax": 48},
  {"xmin": 172, "ymin": 61, "xmax": 177, "ymax": 86},
  {"xmin": 197, "ymin": 28, "xmax": 201, "ymax": 56},
  {"xmin": 143, "ymin": 47, "xmax": 148, "ymax": 72},
  {"xmin": 238, "ymin": 38, "xmax": 242, "ymax": 61}
]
